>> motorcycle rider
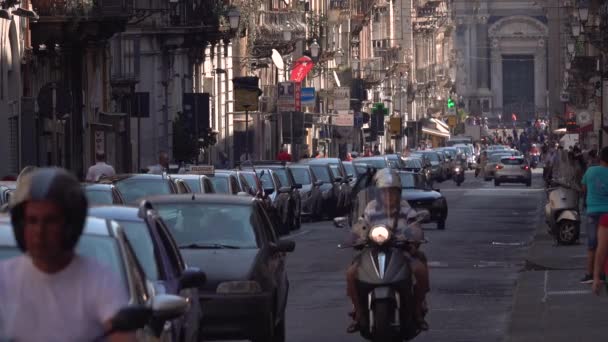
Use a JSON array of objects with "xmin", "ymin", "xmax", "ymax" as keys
[
  {"xmin": 0, "ymin": 167, "xmax": 133, "ymax": 341},
  {"xmin": 346, "ymin": 168, "xmax": 430, "ymax": 333}
]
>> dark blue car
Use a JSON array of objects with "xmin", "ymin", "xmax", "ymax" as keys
[{"xmin": 88, "ymin": 205, "xmax": 205, "ymax": 342}]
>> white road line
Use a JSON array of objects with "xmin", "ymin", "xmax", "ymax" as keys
[
  {"xmin": 542, "ymin": 270, "xmax": 549, "ymax": 303},
  {"xmin": 547, "ymin": 290, "xmax": 592, "ymax": 296},
  {"xmin": 427, "ymin": 261, "xmax": 449, "ymax": 268},
  {"xmin": 288, "ymin": 229, "xmax": 312, "ymax": 239}
]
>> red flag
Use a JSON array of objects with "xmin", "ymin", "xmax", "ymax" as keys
[
  {"xmin": 511, "ymin": 113, "xmax": 517, "ymax": 121},
  {"xmin": 290, "ymin": 56, "xmax": 315, "ymax": 82}
]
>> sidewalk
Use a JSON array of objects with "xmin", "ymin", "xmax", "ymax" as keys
[{"xmin": 506, "ymin": 214, "xmax": 608, "ymax": 341}]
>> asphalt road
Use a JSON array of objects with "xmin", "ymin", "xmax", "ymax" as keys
[{"xmin": 282, "ymin": 169, "xmax": 545, "ymax": 342}]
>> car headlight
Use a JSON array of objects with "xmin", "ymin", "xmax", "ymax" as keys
[
  {"xmin": 454, "ymin": 167, "xmax": 460, "ymax": 172},
  {"xmin": 216, "ymin": 281, "xmax": 262, "ymax": 294},
  {"xmin": 433, "ymin": 198, "xmax": 444, "ymax": 207},
  {"xmin": 369, "ymin": 225, "xmax": 391, "ymax": 245}
]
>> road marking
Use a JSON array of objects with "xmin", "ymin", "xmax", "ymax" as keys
[
  {"xmin": 288, "ymin": 229, "xmax": 311, "ymax": 239},
  {"xmin": 547, "ymin": 290, "xmax": 592, "ymax": 296},
  {"xmin": 542, "ymin": 271, "xmax": 549, "ymax": 303},
  {"xmin": 428, "ymin": 261, "xmax": 449, "ymax": 268}
]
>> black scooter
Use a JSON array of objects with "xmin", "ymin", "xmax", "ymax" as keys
[{"xmin": 453, "ymin": 166, "xmax": 465, "ymax": 186}]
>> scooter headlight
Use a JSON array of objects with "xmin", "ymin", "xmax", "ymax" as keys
[
  {"xmin": 369, "ymin": 225, "xmax": 391, "ymax": 245},
  {"xmin": 454, "ymin": 167, "xmax": 461, "ymax": 173}
]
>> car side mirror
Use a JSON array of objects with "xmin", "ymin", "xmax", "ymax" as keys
[
  {"xmin": 151, "ymin": 294, "xmax": 189, "ymax": 321},
  {"xmin": 333, "ymin": 216, "xmax": 347, "ymax": 228},
  {"xmin": 314, "ymin": 180, "xmax": 323, "ymax": 186},
  {"xmin": 106, "ymin": 305, "xmax": 153, "ymax": 334},
  {"xmin": 293, "ymin": 183, "xmax": 303, "ymax": 189},
  {"xmin": 334, "ymin": 176, "xmax": 343, "ymax": 183},
  {"xmin": 279, "ymin": 186, "xmax": 291, "ymax": 193},
  {"xmin": 179, "ymin": 268, "xmax": 206, "ymax": 290},
  {"xmin": 270, "ymin": 239, "xmax": 296, "ymax": 253}
]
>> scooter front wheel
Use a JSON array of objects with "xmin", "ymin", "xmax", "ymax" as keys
[{"xmin": 556, "ymin": 220, "xmax": 579, "ymax": 245}]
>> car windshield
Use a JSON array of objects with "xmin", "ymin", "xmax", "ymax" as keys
[
  {"xmin": 209, "ymin": 176, "xmax": 229, "ymax": 194},
  {"xmin": 329, "ymin": 164, "xmax": 342, "ymax": 178},
  {"xmin": 273, "ymin": 169, "xmax": 292, "ymax": 186},
  {"xmin": 242, "ymin": 174, "xmax": 259, "ymax": 192},
  {"xmin": 0, "ymin": 236, "xmax": 127, "ymax": 292},
  {"xmin": 257, "ymin": 171, "xmax": 276, "ymax": 189},
  {"xmin": 116, "ymin": 220, "xmax": 159, "ymax": 281},
  {"xmin": 422, "ymin": 153, "xmax": 439, "ymax": 162},
  {"xmin": 290, "ymin": 168, "xmax": 312, "ymax": 185},
  {"xmin": 399, "ymin": 173, "xmax": 417, "ymax": 188},
  {"xmin": 85, "ymin": 189, "xmax": 113, "ymax": 205},
  {"xmin": 404, "ymin": 159, "xmax": 422, "ymax": 168},
  {"xmin": 115, "ymin": 179, "xmax": 172, "ymax": 203},
  {"xmin": 355, "ymin": 159, "xmax": 387, "ymax": 168},
  {"xmin": 182, "ymin": 178, "xmax": 201, "ymax": 193},
  {"xmin": 343, "ymin": 163, "xmax": 355, "ymax": 176},
  {"xmin": 501, "ymin": 158, "xmax": 524, "ymax": 165},
  {"xmin": 155, "ymin": 203, "xmax": 258, "ymax": 248},
  {"xmin": 311, "ymin": 165, "xmax": 331, "ymax": 183},
  {"xmin": 444, "ymin": 149, "xmax": 457, "ymax": 158}
]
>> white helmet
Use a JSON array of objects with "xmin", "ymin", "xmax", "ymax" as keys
[{"xmin": 373, "ymin": 168, "xmax": 401, "ymax": 190}]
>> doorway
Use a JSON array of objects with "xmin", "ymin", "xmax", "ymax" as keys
[{"xmin": 502, "ymin": 55, "xmax": 535, "ymax": 124}]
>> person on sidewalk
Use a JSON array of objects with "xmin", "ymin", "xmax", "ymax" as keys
[
  {"xmin": 276, "ymin": 147, "xmax": 292, "ymax": 162},
  {"xmin": 85, "ymin": 153, "xmax": 116, "ymax": 182},
  {"xmin": 592, "ymin": 214, "xmax": 608, "ymax": 295},
  {"xmin": 581, "ymin": 147, "xmax": 608, "ymax": 283},
  {"xmin": 148, "ymin": 151, "xmax": 170, "ymax": 175}
]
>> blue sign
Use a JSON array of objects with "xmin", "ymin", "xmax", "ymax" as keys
[{"xmin": 301, "ymin": 87, "xmax": 316, "ymax": 107}]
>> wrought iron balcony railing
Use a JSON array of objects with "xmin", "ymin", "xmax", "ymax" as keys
[{"xmin": 31, "ymin": 0, "xmax": 131, "ymax": 18}]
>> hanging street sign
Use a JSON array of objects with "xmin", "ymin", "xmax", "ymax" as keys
[{"xmin": 301, "ymin": 87, "xmax": 316, "ymax": 107}]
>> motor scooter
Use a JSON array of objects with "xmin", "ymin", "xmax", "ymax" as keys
[
  {"xmin": 453, "ymin": 155, "xmax": 467, "ymax": 186},
  {"xmin": 529, "ymin": 152, "xmax": 540, "ymax": 168},
  {"xmin": 545, "ymin": 181, "xmax": 580, "ymax": 245}
]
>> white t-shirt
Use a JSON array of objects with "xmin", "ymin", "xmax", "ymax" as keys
[
  {"xmin": 0, "ymin": 255, "xmax": 128, "ymax": 341},
  {"xmin": 86, "ymin": 162, "xmax": 116, "ymax": 182}
]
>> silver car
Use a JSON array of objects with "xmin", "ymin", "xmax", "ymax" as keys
[{"xmin": 494, "ymin": 156, "xmax": 532, "ymax": 187}]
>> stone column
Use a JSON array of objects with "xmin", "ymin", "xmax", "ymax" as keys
[
  {"xmin": 490, "ymin": 40, "xmax": 502, "ymax": 115},
  {"xmin": 534, "ymin": 39, "xmax": 548, "ymax": 115}
]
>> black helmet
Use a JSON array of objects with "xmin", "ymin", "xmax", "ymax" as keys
[{"xmin": 9, "ymin": 167, "xmax": 87, "ymax": 252}]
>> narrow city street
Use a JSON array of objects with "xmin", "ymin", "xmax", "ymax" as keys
[{"xmin": 284, "ymin": 170, "xmax": 545, "ymax": 342}]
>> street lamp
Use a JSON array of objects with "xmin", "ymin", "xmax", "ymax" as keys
[
  {"xmin": 283, "ymin": 29, "xmax": 292, "ymax": 42},
  {"xmin": 578, "ymin": 1, "xmax": 589, "ymax": 22},
  {"xmin": 227, "ymin": 8, "xmax": 241, "ymax": 29},
  {"xmin": 572, "ymin": 22, "xmax": 581, "ymax": 37},
  {"xmin": 334, "ymin": 49, "xmax": 344, "ymax": 65},
  {"xmin": 567, "ymin": 42, "xmax": 575, "ymax": 54},
  {"xmin": 309, "ymin": 39, "xmax": 320, "ymax": 59}
]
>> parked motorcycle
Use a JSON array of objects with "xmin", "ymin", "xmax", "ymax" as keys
[{"xmin": 545, "ymin": 181, "xmax": 580, "ymax": 245}]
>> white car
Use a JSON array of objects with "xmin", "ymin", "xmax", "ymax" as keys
[{"xmin": 494, "ymin": 156, "xmax": 532, "ymax": 187}]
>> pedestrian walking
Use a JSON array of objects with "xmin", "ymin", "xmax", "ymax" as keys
[
  {"xmin": 373, "ymin": 145, "xmax": 381, "ymax": 155},
  {"xmin": 148, "ymin": 151, "xmax": 170, "ymax": 174},
  {"xmin": 593, "ymin": 214, "xmax": 608, "ymax": 295},
  {"xmin": 85, "ymin": 153, "xmax": 116, "ymax": 182},
  {"xmin": 580, "ymin": 147, "xmax": 608, "ymax": 283}
]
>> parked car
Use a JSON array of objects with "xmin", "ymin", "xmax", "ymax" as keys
[
  {"xmin": 83, "ymin": 183, "xmax": 125, "ymax": 206},
  {"xmin": 0, "ymin": 215, "xmax": 193, "ymax": 341},
  {"xmin": 342, "ymin": 161, "xmax": 358, "ymax": 187},
  {"xmin": 253, "ymin": 168, "xmax": 292, "ymax": 236},
  {"xmin": 144, "ymin": 195, "xmax": 296, "ymax": 342},
  {"xmin": 402, "ymin": 157, "xmax": 423, "ymax": 173},
  {"xmin": 89, "ymin": 205, "xmax": 206, "ymax": 342},
  {"xmin": 207, "ymin": 172, "xmax": 244, "ymax": 195},
  {"xmin": 411, "ymin": 151, "xmax": 445, "ymax": 181},
  {"xmin": 397, "ymin": 171, "xmax": 448, "ymax": 230},
  {"xmin": 248, "ymin": 162, "xmax": 302, "ymax": 230},
  {"xmin": 494, "ymin": 156, "xmax": 532, "ymax": 187},
  {"xmin": 0, "ymin": 181, "xmax": 16, "ymax": 208},
  {"xmin": 98, "ymin": 174, "xmax": 184, "ymax": 204},
  {"xmin": 300, "ymin": 158, "xmax": 351, "ymax": 216},
  {"xmin": 216, "ymin": 170, "xmax": 257, "ymax": 196},
  {"xmin": 306, "ymin": 163, "xmax": 341, "ymax": 219},
  {"xmin": 172, "ymin": 174, "xmax": 216, "ymax": 194},
  {"xmin": 287, "ymin": 164, "xmax": 324, "ymax": 221}
]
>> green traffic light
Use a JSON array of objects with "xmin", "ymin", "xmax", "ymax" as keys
[{"xmin": 447, "ymin": 98, "xmax": 455, "ymax": 108}]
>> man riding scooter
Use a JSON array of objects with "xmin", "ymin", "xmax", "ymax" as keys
[{"xmin": 345, "ymin": 168, "xmax": 430, "ymax": 333}]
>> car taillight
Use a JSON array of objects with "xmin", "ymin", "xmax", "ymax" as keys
[
  {"xmin": 522, "ymin": 165, "xmax": 530, "ymax": 170},
  {"xmin": 496, "ymin": 164, "xmax": 504, "ymax": 169}
]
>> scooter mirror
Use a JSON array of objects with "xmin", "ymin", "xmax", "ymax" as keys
[{"xmin": 333, "ymin": 217, "xmax": 347, "ymax": 228}]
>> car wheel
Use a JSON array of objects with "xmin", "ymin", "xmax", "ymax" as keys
[
  {"xmin": 252, "ymin": 312, "xmax": 275, "ymax": 342},
  {"xmin": 494, "ymin": 180, "xmax": 500, "ymax": 186},
  {"xmin": 438, "ymin": 220, "xmax": 446, "ymax": 230}
]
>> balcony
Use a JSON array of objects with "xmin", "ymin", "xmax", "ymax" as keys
[
  {"xmin": 361, "ymin": 57, "xmax": 384, "ymax": 84},
  {"xmin": 250, "ymin": 10, "xmax": 306, "ymax": 58},
  {"xmin": 30, "ymin": 0, "xmax": 132, "ymax": 47}
]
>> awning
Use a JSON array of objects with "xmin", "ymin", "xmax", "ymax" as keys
[
  {"xmin": 422, "ymin": 127, "xmax": 450, "ymax": 138},
  {"xmin": 431, "ymin": 118, "xmax": 450, "ymax": 134}
]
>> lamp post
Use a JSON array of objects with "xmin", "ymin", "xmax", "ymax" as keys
[
  {"xmin": 227, "ymin": 8, "xmax": 241, "ymax": 30},
  {"xmin": 310, "ymin": 39, "xmax": 320, "ymax": 59},
  {"xmin": 334, "ymin": 49, "xmax": 344, "ymax": 65}
]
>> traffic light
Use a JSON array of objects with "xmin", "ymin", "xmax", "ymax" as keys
[{"xmin": 447, "ymin": 98, "xmax": 455, "ymax": 109}]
